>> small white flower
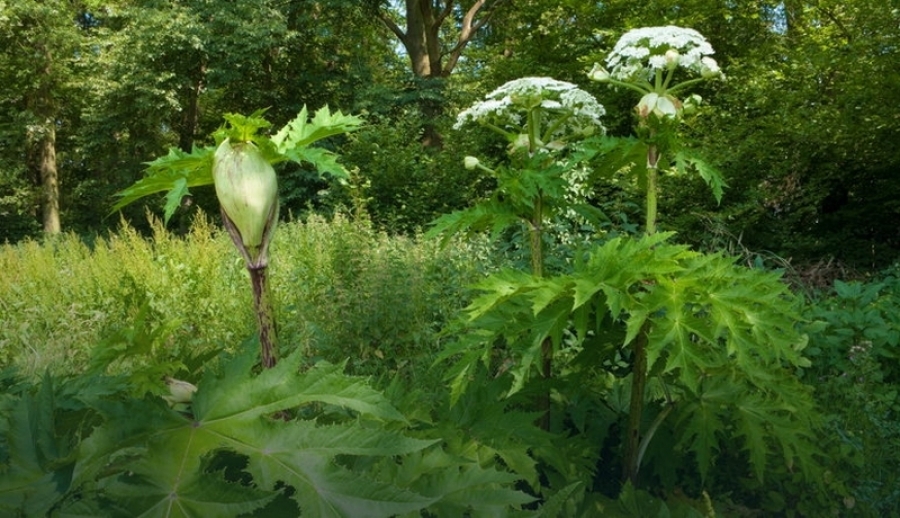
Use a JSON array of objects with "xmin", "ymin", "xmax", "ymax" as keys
[
  {"xmin": 605, "ymin": 25, "xmax": 717, "ymax": 81},
  {"xmin": 463, "ymin": 156, "xmax": 480, "ymax": 170}
]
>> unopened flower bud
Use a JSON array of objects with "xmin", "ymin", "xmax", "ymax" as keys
[
  {"xmin": 463, "ymin": 156, "xmax": 480, "ymax": 170},
  {"xmin": 700, "ymin": 57, "xmax": 721, "ymax": 78},
  {"xmin": 213, "ymin": 139, "xmax": 279, "ymax": 261},
  {"xmin": 164, "ymin": 377, "xmax": 197, "ymax": 405},
  {"xmin": 683, "ymin": 94, "xmax": 702, "ymax": 115},
  {"xmin": 637, "ymin": 92, "xmax": 679, "ymax": 120},
  {"xmin": 665, "ymin": 49, "xmax": 680, "ymax": 69},
  {"xmin": 588, "ymin": 63, "xmax": 611, "ymax": 82},
  {"xmin": 511, "ymin": 133, "xmax": 531, "ymax": 151}
]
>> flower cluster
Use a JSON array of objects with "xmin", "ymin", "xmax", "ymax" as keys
[
  {"xmin": 454, "ymin": 77, "xmax": 606, "ymax": 138},
  {"xmin": 602, "ymin": 25, "xmax": 720, "ymax": 82}
]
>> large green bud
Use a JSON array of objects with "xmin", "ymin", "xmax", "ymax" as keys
[{"xmin": 213, "ymin": 138, "xmax": 278, "ymax": 266}]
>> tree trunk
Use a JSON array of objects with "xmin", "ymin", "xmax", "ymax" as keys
[
  {"xmin": 38, "ymin": 123, "xmax": 61, "ymax": 234},
  {"xmin": 26, "ymin": 41, "xmax": 61, "ymax": 235},
  {"xmin": 178, "ymin": 62, "xmax": 207, "ymax": 152},
  {"xmin": 376, "ymin": 0, "xmax": 508, "ymax": 147}
]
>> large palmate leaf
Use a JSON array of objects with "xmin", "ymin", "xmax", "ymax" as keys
[
  {"xmin": 71, "ymin": 349, "xmax": 439, "ymax": 518},
  {"xmin": 0, "ymin": 374, "xmax": 75, "ymax": 517},
  {"xmin": 437, "ymin": 232, "xmax": 822, "ymax": 483}
]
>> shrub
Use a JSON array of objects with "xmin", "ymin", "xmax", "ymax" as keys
[{"xmin": 803, "ymin": 268, "xmax": 900, "ymax": 516}]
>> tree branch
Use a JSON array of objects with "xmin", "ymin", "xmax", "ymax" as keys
[
  {"xmin": 435, "ymin": 0, "xmax": 455, "ymax": 29},
  {"xmin": 374, "ymin": 6, "xmax": 407, "ymax": 44},
  {"xmin": 817, "ymin": 6, "xmax": 853, "ymax": 43},
  {"xmin": 441, "ymin": 0, "xmax": 509, "ymax": 76}
]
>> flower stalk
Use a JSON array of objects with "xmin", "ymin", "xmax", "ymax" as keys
[{"xmin": 214, "ymin": 138, "xmax": 281, "ymax": 368}]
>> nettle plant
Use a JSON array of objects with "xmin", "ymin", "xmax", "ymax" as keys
[{"xmin": 433, "ymin": 25, "xmax": 824, "ymax": 505}]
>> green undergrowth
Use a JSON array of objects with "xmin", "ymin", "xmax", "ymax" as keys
[
  {"xmin": 0, "ymin": 212, "xmax": 487, "ymax": 382},
  {"xmin": 4, "ymin": 212, "xmax": 900, "ymax": 516},
  {"xmin": 801, "ymin": 267, "xmax": 900, "ymax": 517}
]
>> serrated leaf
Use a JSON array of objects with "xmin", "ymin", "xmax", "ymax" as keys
[
  {"xmin": 673, "ymin": 150, "xmax": 727, "ymax": 204},
  {"xmin": 426, "ymin": 201, "xmax": 520, "ymax": 246},
  {"xmin": 247, "ymin": 449, "xmax": 435, "ymax": 518},
  {"xmin": 74, "ymin": 349, "xmax": 438, "ymax": 517},
  {"xmin": 271, "ymin": 105, "xmax": 364, "ymax": 153},
  {"xmin": 535, "ymin": 482, "xmax": 583, "ymax": 518},
  {"xmin": 0, "ymin": 375, "xmax": 73, "ymax": 516},
  {"xmin": 674, "ymin": 383, "xmax": 730, "ymax": 481},
  {"xmin": 282, "ymin": 146, "xmax": 350, "ymax": 179},
  {"xmin": 110, "ymin": 146, "xmax": 215, "ymax": 223},
  {"xmin": 413, "ymin": 463, "xmax": 534, "ymax": 511},
  {"xmin": 217, "ymin": 109, "xmax": 273, "ymax": 143},
  {"xmin": 195, "ymin": 350, "xmax": 407, "ymax": 423},
  {"xmin": 103, "ymin": 455, "xmax": 275, "ymax": 518}
]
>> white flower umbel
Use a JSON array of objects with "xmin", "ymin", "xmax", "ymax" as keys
[
  {"xmin": 454, "ymin": 77, "xmax": 605, "ymax": 149},
  {"xmin": 605, "ymin": 26, "xmax": 719, "ymax": 84},
  {"xmin": 589, "ymin": 26, "xmax": 722, "ymax": 124}
]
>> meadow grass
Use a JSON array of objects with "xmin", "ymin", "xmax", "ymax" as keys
[{"xmin": 0, "ymin": 212, "xmax": 488, "ymax": 380}]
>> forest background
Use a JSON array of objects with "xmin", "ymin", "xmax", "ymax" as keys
[
  {"xmin": 2, "ymin": 1, "xmax": 900, "ymax": 517},
  {"xmin": 1, "ymin": 0, "xmax": 898, "ymax": 269}
]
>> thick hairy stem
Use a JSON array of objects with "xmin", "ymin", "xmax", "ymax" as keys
[
  {"xmin": 623, "ymin": 142, "xmax": 661, "ymax": 483},
  {"xmin": 530, "ymin": 193, "xmax": 552, "ymax": 431},
  {"xmin": 623, "ymin": 322, "xmax": 649, "ymax": 483},
  {"xmin": 249, "ymin": 265, "xmax": 278, "ymax": 369},
  {"xmin": 645, "ymin": 144, "xmax": 659, "ymax": 236},
  {"xmin": 637, "ymin": 394, "xmax": 676, "ymax": 470}
]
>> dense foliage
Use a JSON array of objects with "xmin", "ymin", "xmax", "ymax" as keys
[
  {"xmin": 1, "ymin": 1, "xmax": 897, "ymax": 269},
  {"xmin": 2, "ymin": 1, "xmax": 900, "ymax": 516}
]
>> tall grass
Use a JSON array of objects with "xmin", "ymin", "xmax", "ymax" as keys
[{"xmin": 0, "ymin": 212, "xmax": 488, "ymax": 381}]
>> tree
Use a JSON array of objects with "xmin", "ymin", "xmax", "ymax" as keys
[
  {"xmin": 368, "ymin": 0, "xmax": 511, "ymax": 147},
  {"xmin": 0, "ymin": 0, "xmax": 85, "ymax": 234},
  {"xmin": 684, "ymin": 0, "xmax": 900, "ymax": 268}
]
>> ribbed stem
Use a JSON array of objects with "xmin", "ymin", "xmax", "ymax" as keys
[
  {"xmin": 623, "ymin": 324, "xmax": 649, "ymax": 483},
  {"xmin": 623, "ymin": 142, "xmax": 660, "ymax": 484},
  {"xmin": 530, "ymin": 192, "xmax": 552, "ymax": 431},
  {"xmin": 249, "ymin": 265, "xmax": 278, "ymax": 368}
]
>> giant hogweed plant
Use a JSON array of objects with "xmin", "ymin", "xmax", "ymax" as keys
[
  {"xmin": 432, "ymin": 26, "xmax": 824, "ymax": 507},
  {"xmin": 0, "ymin": 108, "xmax": 538, "ymax": 516},
  {"xmin": 428, "ymin": 77, "xmax": 608, "ymax": 431},
  {"xmin": 113, "ymin": 106, "xmax": 366, "ymax": 367}
]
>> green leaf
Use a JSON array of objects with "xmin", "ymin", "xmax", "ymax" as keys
[
  {"xmin": 0, "ymin": 375, "xmax": 74, "ymax": 517},
  {"xmin": 672, "ymin": 150, "xmax": 727, "ymax": 204},
  {"xmin": 573, "ymin": 135, "xmax": 647, "ymax": 180},
  {"xmin": 534, "ymin": 482, "xmax": 583, "ymax": 518},
  {"xmin": 426, "ymin": 201, "xmax": 520, "ymax": 246},
  {"xmin": 216, "ymin": 109, "xmax": 273, "ymax": 143},
  {"xmin": 195, "ymin": 352, "xmax": 408, "ymax": 423},
  {"xmin": 110, "ymin": 146, "xmax": 215, "ymax": 223},
  {"xmin": 282, "ymin": 146, "xmax": 351, "ymax": 179},
  {"xmin": 271, "ymin": 105, "xmax": 364, "ymax": 154},
  {"xmin": 73, "ymin": 349, "xmax": 439, "ymax": 517}
]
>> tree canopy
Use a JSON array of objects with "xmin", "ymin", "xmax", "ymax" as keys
[{"xmin": 0, "ymin": 0, "xmax": 897, "ymax": 269}]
